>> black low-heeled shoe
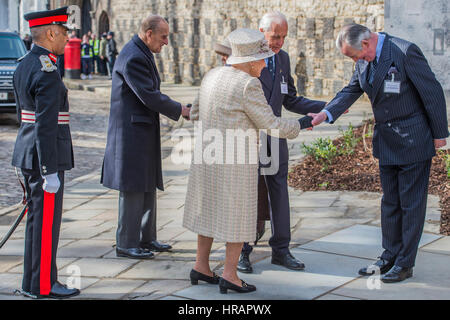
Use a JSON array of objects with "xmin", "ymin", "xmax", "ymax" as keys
[
  {"xmin": 219, "ymin": 277, "xmax": 256, "ymax": 294},
  {"xmin": 190, "ymin": 269, "xmax": 220, "ymax": 285}
]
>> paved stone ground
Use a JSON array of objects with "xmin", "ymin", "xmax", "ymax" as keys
[{"xmin": 0, "ymin": 78, "xmax": 449, "ymax": 300}]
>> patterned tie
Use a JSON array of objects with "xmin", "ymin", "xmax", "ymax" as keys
[
  {"xmin": 368, "ymin": 58, "xmax": 378, "ymax": 86},
  {"xmin": 267, "ymin": 56, "xmax": 275, "ymax": 81}
]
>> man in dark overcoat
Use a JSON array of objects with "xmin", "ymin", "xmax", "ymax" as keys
[{"xmin": 101, "ymin": 14, "xmax": 190, "ymax": 259}]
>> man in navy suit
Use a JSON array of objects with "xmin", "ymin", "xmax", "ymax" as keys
[
  {"xmin": 101, "ymin": 15, "xmax": 191, "ymax": 259},
  {"xmin": 310, "ymin": 24, "xmax": 449, "ymax": 282},
  {"xmin": 238, "ymin": 12, "xmax": 327, "ymax": 273}
]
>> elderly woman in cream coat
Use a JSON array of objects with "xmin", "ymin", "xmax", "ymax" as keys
[{"xmin": 183, "ymin": 28, "xmax": 313, "ymax": 294}]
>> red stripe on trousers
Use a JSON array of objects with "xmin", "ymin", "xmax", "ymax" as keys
[{"xmin": 40, "ymin": 191, "xmax": 55, "ymax": 295}]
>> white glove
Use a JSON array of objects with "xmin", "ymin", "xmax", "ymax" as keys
[{"xmin": 42, "ymin": 173, "xmax": 60, "ymax": 194}]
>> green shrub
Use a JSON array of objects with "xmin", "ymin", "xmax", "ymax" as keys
[
  {"xmin": 339, "ymin": 124, "xmax": 361, "ymax": 156},
  {"xmin": 301, "ymin": 137, "xmax": 339, "ymax": 172}
]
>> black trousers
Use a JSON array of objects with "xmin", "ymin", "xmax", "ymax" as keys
[
  {"xmin": 242, "ymin": 162, "xmax": 291, "ymax": 256},
  {"xmin": 21, "ymin": 169, "xmax": 64, "ymax": 295},
  {"xmin": 116, "ymin": 190, "xmax": 157, "ymax": 249},
  {"xmin": 379, "ymin": 159, "xmax": 432, "ymax": 268}
]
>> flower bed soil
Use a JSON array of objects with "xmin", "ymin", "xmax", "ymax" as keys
[{"xmin": 288, "ymin": 120, "xmax": 450, "ymax": 235}]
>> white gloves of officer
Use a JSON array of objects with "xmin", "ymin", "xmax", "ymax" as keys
[{"xmin": 42, "ymin": 173, "xmax": 60, "ymax": 193}]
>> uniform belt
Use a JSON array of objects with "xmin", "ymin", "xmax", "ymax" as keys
[{"xmin": 21, "ymin": 111, "xmax": 70, "ymax": 124}]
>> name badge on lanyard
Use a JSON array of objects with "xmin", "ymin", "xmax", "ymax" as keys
[
  {"xmin": 281, "ymin": 75, "xmax": 288, "ymax": 94},
  {"xmin": 384, "ymin": 73, "xmax": 401, "ymax": 94}
]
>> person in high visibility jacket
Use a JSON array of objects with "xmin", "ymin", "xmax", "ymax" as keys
[
  {"xmin": 81, "ymin": 34, "xmax": 93, "ymax": 79},
  {"xmin": 99, "ymin": 33, "xmax": 108, "ymax": 75},
  {"xmin": 89, "ymin": 34, "xmax": 100, "ymax": 74}
]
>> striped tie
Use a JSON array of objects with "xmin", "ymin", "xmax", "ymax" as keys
[{"xmin": 368, "ymin": 58, "xmax": 378, "ymax": 86}]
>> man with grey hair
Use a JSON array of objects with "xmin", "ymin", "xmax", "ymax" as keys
[
  {"xmin": 237, "ymin": 11, "xmax": 327, "ymax": 274},
  {"xmin": 309, "ymin": 23, "xmax": 448, "ymax": 283},
  {"xmin": 102, "ymin": 14, "xmax": 191, "ymax": 259}
]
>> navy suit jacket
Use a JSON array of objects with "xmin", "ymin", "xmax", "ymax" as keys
[
  {"xmin": 259, "ymin": 50, "xmax": 326, "ymax": 167},
  {"xmin": 325, "ymin": 33, "xmax": 449, "ymax": 165},
  {"xmin": 101, "ymin": 35, "xmax": 182, "ymax": 192}
]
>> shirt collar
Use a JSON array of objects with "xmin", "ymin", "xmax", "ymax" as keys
[{"xmin": 264, "ymin": 55, "xmax": 275, "ymax": 67}]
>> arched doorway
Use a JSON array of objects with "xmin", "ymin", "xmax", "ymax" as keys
[
  {"xmin": 98, "ymin": 11, "xmax": 110, "ymax": 36},
  {"xmin": 81, "ymin": 0, "xmax": 92, "ymax": 36}
]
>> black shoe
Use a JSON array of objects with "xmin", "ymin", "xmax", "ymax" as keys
[
  {"xmin": 381, "ymin": 265, "xmax": 413, "ymax": 283},
  {"xmin": 37, "ymin": 282, "xmax": 80, "ymax": 299},
  {"xmin": 116, "ymin": 247, "xmax": 154, "ymax": 259},
  {"xmin": 271, "ymin": 252, "xmax": 305, "ymax": 271},
  {"xmin": 14, "ymin": 289, "xmax": 38, "ymax": 299},
  {"xmin": 142, "ymin": 240, "xmax": 172, "ymax": 252},
  {"xmin": 219, "ymin": 277, "xmax": 256, "ymax": 294},
  {"xmin": 358, "ymin": 257, "xmax": 394, "ymax": 276},
  {"xmin": 237, "ymin": 252, "xmax": 253, "ymax": 274},
  {"xmin": 190, "ymin": 269, "xmax": 220, "ymax": 285}
]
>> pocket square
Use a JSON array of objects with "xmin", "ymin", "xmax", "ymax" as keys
[{"xmin": 388, "ymin": 66, "xmax": 399, "ymax": 75}]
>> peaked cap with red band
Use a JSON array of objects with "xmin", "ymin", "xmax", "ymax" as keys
[{"xmin": 24, "ymin": 6, "xmax": 70, "ymax": 29}]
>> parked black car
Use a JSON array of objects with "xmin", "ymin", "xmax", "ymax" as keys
[{"xmin": 0, "ymin": 32, "xmax": 27, "ymax": 113}]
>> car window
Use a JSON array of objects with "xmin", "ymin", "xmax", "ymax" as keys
[{"xmin": 0, "ymin": 35, "xmax": 27, "ymax": 59}]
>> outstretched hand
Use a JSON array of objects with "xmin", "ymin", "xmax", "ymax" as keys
[{"xmin": 307, "ymin": 112, "xmax": 328, "ymax": 126}]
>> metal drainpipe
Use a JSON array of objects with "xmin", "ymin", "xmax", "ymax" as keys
[{"xmin": 18, "ymin": 0, "xmax": 21, "ymax": 35}]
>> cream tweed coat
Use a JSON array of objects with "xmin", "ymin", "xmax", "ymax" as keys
[{"xmin": 183, "ymin": 66, "xmax": 300, "ymax": 242}]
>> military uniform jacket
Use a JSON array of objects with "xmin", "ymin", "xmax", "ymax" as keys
[
  {"xmin": 12, "ymin": 45, "xmax": 74, "ymax": 175},
  {"xmin": 325, "ymin": 33, "xmax": 449, "ymax": 165},
  {"xmin": 101, "ymin": 35, "xmax": 181, "ymax": 192}
]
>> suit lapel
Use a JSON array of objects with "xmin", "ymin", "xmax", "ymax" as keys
[
  {"xmin": 132, "ymin": 35, "xmax": 160, "ymax": 87},
  {"xmin": 270, "ymin": 54, "xmax": 282, "ymax": 105},
  {"xmin": 371, "ymin": 34, "xmax": 392, "ymax": 100},
  {"xmin": 259, "ymin": 67, "xmax": 273, "ymax": 91}
]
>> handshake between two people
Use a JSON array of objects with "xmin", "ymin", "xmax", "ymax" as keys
[
  {"xmin": 181, "ymin": 104, "xmax": 192, "ymax": 121},
  {"xmin": 299, "ymin": 112, "xmax": 327, "ymax": 130},
  {"xmin": 299, "ymin": 109, "xmax": 349, "ymax": 130}
]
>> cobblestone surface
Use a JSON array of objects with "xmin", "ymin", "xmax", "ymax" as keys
[
  {"xmin": 0, "ymin": 90, "xmax": 111, "ymax": 209},
  {"xmin": 0, "ymin": 86, "xmax": 185, "ymax": 211}
]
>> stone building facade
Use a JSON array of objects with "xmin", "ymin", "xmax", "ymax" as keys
[
  {"xmin": 385, "ymin": 0, "xmax": 449, "ymax": 93},
  {"xmin": 51, "ymin": 0, "xmax": 385, "ymax": 97}
]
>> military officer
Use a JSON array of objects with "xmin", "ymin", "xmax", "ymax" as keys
[{"xmin": 11, "ymin": 7, "xmax": 80, "ymax": 299}]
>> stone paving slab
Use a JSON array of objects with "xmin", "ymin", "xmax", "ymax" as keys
[
  {"xmin": 118, "ymin": 260, "xmax": 220, "ymax": 281},
  {"xmin": 0, "ymin": 256, "xmax": 22, "ymax": 273},
  {"xmin": 0, "ymin": 273, "xmax": 23, "ymax": 294},
  {"xmin": 57, "ymin": 239, "xmax": 114, "ymax": 258},
  {"xmin": 59, "ymin": 222, "xmax": 113, "ymax": 240},
  {"xmin": 0, "ymin": 239, "xmax": 73, "ymax": 257},
  {"xmin": 8, "ymin": 257, "xmax": 77, "ymax": 274},
  {"xmin": 299, "ymin": 224, "xmax": 442, "ymax": 260},
  {"xmin": 332, "ymin": 251, "xmax": 450, "ymax": 300},
  {"xmin": 170, "ymin": 248, "xmax": 369, "ymax": 300},
  {"xmin": 420, "ymin": 236, "xmax": 450, "ymax": 256},
  {"xmin": 289, "ymin": 191, "xmax": 339, "ymax": 208},
  {"xmin": 290, "ymin": 217, "xmax": 372, "ymax": 245},
  {"xmin": 316, "ymin": 293, "xmax": 362, "ymax": 300},
  {"xmin": 128, "ymin": 280, "xmax": 191, "ymax": 300},
  {"xmin": 59, "ymin": 258, "xmax": 138, "ymax": 278},
  {"xmin": 62, "ymin": 209, "xmax": 109, "ymax": 221}
]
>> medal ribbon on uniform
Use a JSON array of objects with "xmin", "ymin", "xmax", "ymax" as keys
[{"xmin": 48, "ymin": 53, "xmax": 57, "ymax": 63}]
